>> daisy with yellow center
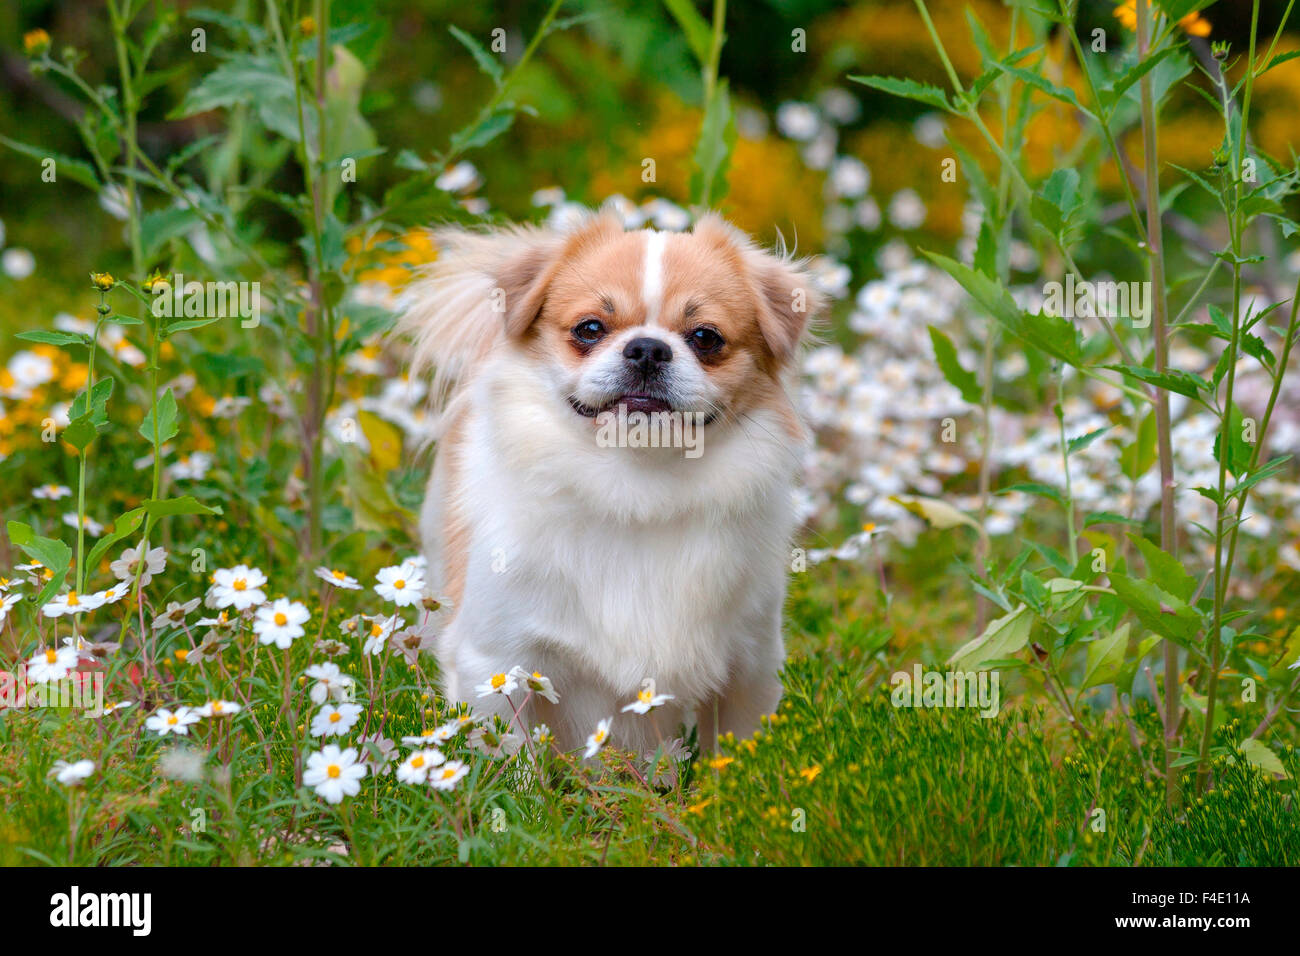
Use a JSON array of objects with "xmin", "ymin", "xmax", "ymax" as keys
[
  {"xmin": 584, "ymin": 717, "xmax": 613, "ymax": 759},
  {"xmin": 475, "ymin": 669, "xmax": 519, "ymax": 698}
]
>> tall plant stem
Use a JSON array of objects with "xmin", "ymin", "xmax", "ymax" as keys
[
  {"xmin": 1136, "ymin": 0, "xmax": 1178, "ymax": 807},
  {"xmin": 1197, "ymin": 0, "xmax": 1263, "ymax": 792}
]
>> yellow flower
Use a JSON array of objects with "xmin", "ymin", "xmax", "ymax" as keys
[
  {"xmin": 299, "ymin": 16, "xmax": 316, "ymax": 37},
  {"xmin": 23, "ymin": 29, "xmax": 51, "ymax": 56},
  {"xmin": 90, "ymin": 272, "xmax": 115, "ymax": 291},
  {"xmin": 1113, "ymin": 1, "xmax": 1210, "ymax": 37},
  {"xmin": 708, "ymin": 755, "xmax": 735, "ymax": 771},
  {"xmin": 799, "ymin": 765, "xmax": 822, "ymax": 783},
  {"xmin": 685, "ymin": 798, "xmax": 713, "ymax": 815}
]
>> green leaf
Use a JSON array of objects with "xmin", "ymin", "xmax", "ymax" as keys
[
  {"xmin": 1082, "ymin": 623, "xmax": 1131, "ymax": 690},
  {"xmin": 949, "ymin": 605, "xmax": 1033, "ymax": 671},
  {"xmin": 662, "ymin": 0, "xmax": 714, "ymax": 65},
  {"xmin": 448, "ymin": 25, "xmax": 504, "ymax": 86},
  {"xmin": 992, "ymin": 63, "xmax": 1091, "ymax": 117},
  {"xmin": 927, "ymin": 326, "xmax": 982, "ymax": 404},
  {"xmin": 1099, "ymin": 47, "xmax": 1178, "ymax": 112},
  {"xmin": 448, "ymin": 108, "xmax": 515, "ymax": 155},
  {"xmin": 164, "ymin": 317, "xmax": 223, "ymax": 336},
  {"xmin": 1108, "ymin": 572, "xmax": 1202, "ymax": 647},
  {"xmin": 138, "ymin": 387, "xmax": 179, "ymax": 446},
  {"xmin": 82, "ymin": 507, "xmax": 146, "ymax": 576},
  {"xmin": 1261, "ymin": 50, "xmax": 1300, "ymax": 75},
  {"xmin": 0, "ymin": 135, "xmax": 100, "ymax": 190},
  {"xmin": 690, "ymin": 80, "xmax": 736, "ymax": 207},
  {"xmin": 1127, "ymin": 533, "xmax": 1196, "ymax": 602},
  {"xmin": 1105, "ymin": 364, "xmax": 1210, "ymax": 399},
  {"xmin": 143, "ymin": 495, "xmax": 223, "ymax": 517},
  {"xmin": 847, "ymin": 75, "xmax": 950, "ymax": 111},
  {"xmin": 1120, "ymin": 411, "xmax": 1157, "ymax": 480},
  {"xmin": 172, "ymin": 55, "xmax": 293, "ymax": 118},
  {"xmin": 1067, "ymin": 426, "xmax": 1111, "ymax": 456},
  {"xmin": 1213, "ymin": 404, "xmax": 1252, "ymax": 479},
  {"xmin": 15, "ymin": 330, "xmax": 89, "ymax": 347},
  {"xmin": 1238, "ymin": 737, "xmax": 1288, "ymax": 778},
  {"xmin": 922, "ymin": 251, "xmax": 1083, "ymax": 366},
  {"xmin": 6, "ymin": 521, "xmax": 72, "ymax": 606},
  {"xmin": 996, "ymin": 482, "xmax": 1063, "ymax": 506},
  {"xmin": 889, "ymin": 494, "xmax": 982, "ymax": 532}
]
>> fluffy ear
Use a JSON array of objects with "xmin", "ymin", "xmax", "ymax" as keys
[
  {"xmin": 693, "ymin": 213, "xmax": 825, "ymax": 364},
  {"xmin": 498, "ymin": 211, "xmax": 625, "ymax": 337},
  {"xmin": 395, "ymin": 223, "xmax": 560, "ymax": 404}
]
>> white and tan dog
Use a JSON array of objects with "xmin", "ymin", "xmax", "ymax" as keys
[{"xmin": 397, "ymin": 210, "xmax": 824, "ymax": 755}]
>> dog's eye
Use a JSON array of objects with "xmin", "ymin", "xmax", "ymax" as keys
[
  {"xmin": 687, "ymin": 326, "xmax": 724, "ymax": 354},
  {"xmin": 572, "ymin": 318, "xmax": 606, "ymax": 345}
]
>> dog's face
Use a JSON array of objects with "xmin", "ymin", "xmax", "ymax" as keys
[{"xmin": 498, "ymin": 213, "xmax": 823, "ymax": 430}]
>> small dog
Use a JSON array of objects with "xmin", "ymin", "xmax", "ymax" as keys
[{"xmin": 397, "ymin": 210, "xmax": 824, "ymax": 755}]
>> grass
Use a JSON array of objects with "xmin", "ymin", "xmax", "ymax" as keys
[{"xmin": 2, "ymin": 563, "xmax": 1296, "ymax": 867}]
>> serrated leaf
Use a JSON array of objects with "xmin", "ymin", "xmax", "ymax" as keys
[
  {"xmin": 1127, "ymin": 533, "xmax": 1196, "ymax": 602},
  {"xmin": 927, "ymin": 326, "xmax": 982, "ymax": 404},
  {"xmin": 448, "ymin": 25, "xmax": 504, "ymax": 85},
  {"xmin": 847, "ymin": 74, "xmax": 950, "ymax": 111},
  {"xmin": 139, "ymin": 388, "xmax": 179, "ymax": 446},
  {"xmin": 15, "ymin": 330, "xmax": 89, "ymax": 347}
]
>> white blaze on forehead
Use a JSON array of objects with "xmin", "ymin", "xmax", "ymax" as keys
[{"xmin": 641, "ymin": 230, "xmax": 667, "ymax": 326}]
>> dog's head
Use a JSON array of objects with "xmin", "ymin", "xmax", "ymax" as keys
[{"xmin": 490, "ymin": 212, "xmax": 824, "ymax": 431}]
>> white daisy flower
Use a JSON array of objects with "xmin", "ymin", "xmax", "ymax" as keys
[
  {"xmin": 26, "ymin": 645, "xmax": 79, "ymax": 683},
  {"xmin": 374, "ymin": 562, "xmax": 425, "ymax": 607},
  {"xmin": 166, "ymin": 452, "xmax": 213, "ymax": 481},
  {"xmin": 110, "ymin": 544, "xmax": 167, "ymax": 586},
  {"xmin": 305, "ymin": 663, "xmax": 355, "ymax": 704},
  {"xmin": 252, "ymin": 598, "xmax": 310, "ymax": 648},
  {"xmin": 49, "ymin": 759, "xmax": 95, "ymax": 786},
  {"xmin": 208, "ymin": 564, "xmax": 268, "ymax": 610},
  {"xmin": 0, "ymin": 592, "xmax": 20, "ymax": 624},
  {"xmin": 532, "ymin": 724, "xmax": 554, "ymax": 746},
  {"xmin": 621, "ymin": 686, "xmax": 675, "ymax": 715},
  {"xmin": 0, "ymin": 575, "xmax": 22, "ymax": 592},
  {"xmin": 303, "ymin": 745, "xmax": 366, "ymax": 804},
  {"xmin": 32, "ymin": 484, "xmax": 72, "ymax": 500},
  {"xmin": 401, "ymin": 728, "xmax": 445, "ymax": 747},
  {"xmin": 145, "ymin": 706, "xmax": 201, "ymax": 736},
  {"xmin": 91, "ymin": 584, "xmax": 128, "ymax": 606},
  {"xmin": 584, "ymin": 717, "xmax": 613, "ymax": 758},
  {"xmin": 428, "ymin": 760, "xmax": 470, "ymax": 792},
  {"xmin": 509, "ymin": 666, "xmax": 560, "ymax": 704},
  {"xmin": 310, "ymin": 702, "xmax": 363, "ymax": 738},
  {"xmin": 396, "ymin": 748, "xmax": 445, "ymax": 785},
  {"xmin": 314, "ymin": 566, "xmax": 361, "ymax": 590},
  {"xmin": 41, "ymin": 590, "xmax": 105, "ymax": 618},
  {"xmin": 361, "ymin": 614, "xmax": 402, "ymax": 655},
  {"xmin": 197, "ymin": 699, "xmax": 241, "ymax": 718},
  {"xmin": 475, "ymin": 670, "xmax": 519, "ymax": 698},
  {"xmin": 61, "ymin": 513, "xmax": 104, "ymax": 536}
]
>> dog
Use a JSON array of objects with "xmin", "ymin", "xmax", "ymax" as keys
[{"xmin": 396, "ymin": 209, "xmax": 825, "ymax": 756}]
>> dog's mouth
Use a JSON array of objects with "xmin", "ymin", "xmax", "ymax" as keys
[
  {"xmin": 568, "ymin": 394, "xmax": 720, "ymax": 426},
  {"xmin": 569, "ymin": 394, "xmax": 674, "ymax": 417}
]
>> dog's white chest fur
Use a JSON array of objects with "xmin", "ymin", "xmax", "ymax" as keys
[{"xmin": 423, "ymin": 352, "xmax": 798, "ymax": 754}]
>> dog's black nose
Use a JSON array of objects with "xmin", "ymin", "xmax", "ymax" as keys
[{"xmin": 623, "ymin": 336, "xmax": 673, "ymax": 372}]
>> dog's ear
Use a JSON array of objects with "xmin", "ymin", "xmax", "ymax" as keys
[
  {"xmin": 693, "ymin": 213, "xmax": 825, "ymax": 364},
  {"xmin": 499, "ymin": 212, "xmax": 624, "ymax": 338}
]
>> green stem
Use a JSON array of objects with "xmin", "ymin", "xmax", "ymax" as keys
[{"xmin": 1136, "ymin": 0, "xmax": 1179, "ymax": 808}]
